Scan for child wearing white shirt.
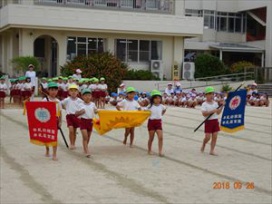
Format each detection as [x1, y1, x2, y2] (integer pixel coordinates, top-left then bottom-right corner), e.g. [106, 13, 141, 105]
[116, 87, 141, 147]
[147, 90, 166, 157]
[201, 86, 224, 156]
[98, 77, 108, 109]
[61, 84, 83, 150]
[75, 89, 98, 157]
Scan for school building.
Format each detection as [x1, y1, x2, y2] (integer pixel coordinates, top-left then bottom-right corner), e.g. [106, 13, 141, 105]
[184, 0, 272, 71]
[0, 0, 271, 80]
[0, 0, 203, 79]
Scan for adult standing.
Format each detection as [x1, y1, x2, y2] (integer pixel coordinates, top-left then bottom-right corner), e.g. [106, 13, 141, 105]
[25, 64, 36, 101]
[117, 83, 126, 94]
[72, 69, 82, 80]
[164, 83, 174, 96]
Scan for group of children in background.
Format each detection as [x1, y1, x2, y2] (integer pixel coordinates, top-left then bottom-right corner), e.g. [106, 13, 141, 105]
[0, 74, 269, 160]
[40, 76, 108, 109]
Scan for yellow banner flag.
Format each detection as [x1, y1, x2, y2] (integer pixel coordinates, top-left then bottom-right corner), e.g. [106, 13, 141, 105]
[93, 110, 151, 135]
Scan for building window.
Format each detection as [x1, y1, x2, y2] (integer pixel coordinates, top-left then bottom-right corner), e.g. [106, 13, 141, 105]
[217, 12, 228, 32]
[116, 39, 162, 63]
[204, 10, 215, 29]
[66, 37, 105, 61]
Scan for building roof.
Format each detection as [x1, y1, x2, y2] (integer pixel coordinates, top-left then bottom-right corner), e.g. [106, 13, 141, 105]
[210, 43, 264, 53]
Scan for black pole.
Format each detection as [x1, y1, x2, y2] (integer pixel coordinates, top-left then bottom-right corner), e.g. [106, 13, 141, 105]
[193, 82, 244, 133]
[40, 83, 69, 148]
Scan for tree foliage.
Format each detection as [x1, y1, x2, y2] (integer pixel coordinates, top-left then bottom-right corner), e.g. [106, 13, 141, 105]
[195, 54, 226, 78]
[230, 61, 255, 73]
[61, 52, 128, 93]
[11, 56, 40, 72]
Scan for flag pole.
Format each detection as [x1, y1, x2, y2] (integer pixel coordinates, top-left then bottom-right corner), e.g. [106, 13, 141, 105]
[40, 83, 69, 149]
[193, 82, 245, 133]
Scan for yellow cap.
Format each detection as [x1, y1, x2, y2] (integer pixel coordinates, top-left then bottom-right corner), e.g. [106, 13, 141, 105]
[68, 84, 79, 90]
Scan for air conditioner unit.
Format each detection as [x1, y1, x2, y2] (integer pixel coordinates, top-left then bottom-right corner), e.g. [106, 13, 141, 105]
[182, 62, 195, 80]
[150, 60, 163, 80]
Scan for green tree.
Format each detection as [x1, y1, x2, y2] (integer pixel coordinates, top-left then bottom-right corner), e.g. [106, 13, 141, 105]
[61, 52, 128, 93]
[195, 54, 227, 78]
[11, 56, 40, 72]
[230, 61, 255, 73]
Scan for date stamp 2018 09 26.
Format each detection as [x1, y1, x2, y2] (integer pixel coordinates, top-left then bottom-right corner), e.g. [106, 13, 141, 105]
[213, 181, 255, 190]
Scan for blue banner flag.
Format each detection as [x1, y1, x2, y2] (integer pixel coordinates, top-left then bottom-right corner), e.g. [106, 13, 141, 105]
[221, 89, 247, 133]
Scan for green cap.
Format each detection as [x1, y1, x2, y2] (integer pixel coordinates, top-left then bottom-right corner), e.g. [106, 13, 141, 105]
[47, 79, 53, 82]
[205, 86, 215, 94]
[42, 77, 47, 80]
[81, 88, 92, 95]
[68, 76, 73, 79]
[47, 82, 58, 88]
[93, 78, 99, 83]
[151, 89, 162, 97]
[0, 76, 5, 80]
[63, 77, 68, 81]
[100, 77, 105, 81]
[10, 79, 16, 83]
[126, 86, 136, 93]
[19, 76, 26, 81]
[52, 77, 58, 81]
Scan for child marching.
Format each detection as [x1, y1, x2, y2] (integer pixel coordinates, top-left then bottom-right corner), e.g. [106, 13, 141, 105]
[0, 76, 8, 109]
[147, 90, 166, 157]
[200, 86, 224, 156]
[75, 89, 98, 157]
[42, 82, 62, 161]
[61, 84, 83, 150]
[116, 87, 141, 147]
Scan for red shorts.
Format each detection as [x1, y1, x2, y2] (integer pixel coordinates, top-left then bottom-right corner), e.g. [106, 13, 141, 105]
[0, 91, 6, 98]
[80, 118, 93, 131]
[10, 90, 16, 97]
[99, 91, 107, 98]
[22, 90, 32, 98]
[204, 119, 220, 134]
[62, 91, 68, 99]
[66, 114, 80, 128]
[57, 90, 63, 98]
[148, 119, 162, 131]
[92, 91, 100, 99]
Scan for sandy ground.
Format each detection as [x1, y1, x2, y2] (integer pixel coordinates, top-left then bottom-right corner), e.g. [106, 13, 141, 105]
[0, 101, 271, 204]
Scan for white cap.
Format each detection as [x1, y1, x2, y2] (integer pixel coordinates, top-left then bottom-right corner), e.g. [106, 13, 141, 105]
[176, 83, 181, 86]
[76, 69, 82, 73]
[120, 83, 125, 87]
[168, 83, 173, 86]
[252, 82, 257, 86]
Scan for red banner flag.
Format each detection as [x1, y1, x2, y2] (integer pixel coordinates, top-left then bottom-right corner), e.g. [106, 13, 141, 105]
[26, 101, 58, 147]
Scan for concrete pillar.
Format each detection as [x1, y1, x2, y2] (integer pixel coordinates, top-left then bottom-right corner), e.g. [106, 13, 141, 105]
[0, 34, 5, 74]
[8, 32, 13, 76]
[57, 36, 67, 76]
[174, 0, 185, 16]
[173, 36, 184, 80]
[219, 49, 223, 61]
[107, 37, 115, 53]
[20, 29, 34, 56]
